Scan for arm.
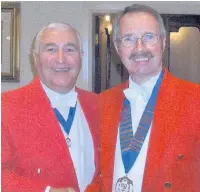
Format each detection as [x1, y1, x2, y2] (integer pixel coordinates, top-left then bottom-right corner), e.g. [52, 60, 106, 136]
[1, 123, 48, 192]
[1, 120, 72, 192]
[2, 123, 78, 192]
[85, 173, 102, 192]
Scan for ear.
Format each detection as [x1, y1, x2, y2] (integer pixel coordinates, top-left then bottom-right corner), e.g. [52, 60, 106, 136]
[162, 37, 166, 52]
[114, 41, 119, 54]
[80, 50, 84, 63]
[81, 50, 84, 57]
[33, 53, 39, 68]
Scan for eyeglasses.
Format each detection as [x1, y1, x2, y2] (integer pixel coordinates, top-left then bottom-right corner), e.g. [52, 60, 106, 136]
[118, 33, 160, 48]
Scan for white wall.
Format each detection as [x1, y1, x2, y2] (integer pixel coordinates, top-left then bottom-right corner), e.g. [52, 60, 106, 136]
[170, 27, 200, 84]
[2, 1, 200, 92]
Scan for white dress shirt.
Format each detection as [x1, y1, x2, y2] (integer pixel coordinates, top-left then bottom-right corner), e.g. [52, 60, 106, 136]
[112, 72, 161, 192]
[41, 83, 95, 192]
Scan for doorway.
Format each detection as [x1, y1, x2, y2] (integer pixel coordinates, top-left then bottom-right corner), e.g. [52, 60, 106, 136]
[93, 14, 200, 93]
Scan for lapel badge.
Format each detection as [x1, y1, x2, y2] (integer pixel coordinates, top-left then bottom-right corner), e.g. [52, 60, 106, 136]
[37, 168, 41, 174]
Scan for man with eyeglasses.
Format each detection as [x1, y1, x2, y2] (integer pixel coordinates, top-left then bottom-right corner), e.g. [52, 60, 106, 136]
[99, 4, 200, 192]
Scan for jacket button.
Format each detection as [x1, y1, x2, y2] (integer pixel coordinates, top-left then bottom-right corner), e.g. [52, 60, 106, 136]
[164, 182, 172, 188]
[178, 154, 184, 160]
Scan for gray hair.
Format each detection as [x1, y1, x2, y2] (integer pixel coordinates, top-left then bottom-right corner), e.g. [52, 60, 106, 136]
[112, 4, 167, 44]
[33, 22, 82, 55]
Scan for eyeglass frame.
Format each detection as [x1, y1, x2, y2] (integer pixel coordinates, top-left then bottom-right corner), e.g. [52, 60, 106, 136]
[116, 32, 161, 48]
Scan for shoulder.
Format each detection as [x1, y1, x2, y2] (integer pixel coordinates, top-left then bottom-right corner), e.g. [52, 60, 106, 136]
[100, 81, 128, 99]
[76, 87, 98, 105]
[167, 72, 200, 100]
[2, 77, 42, 110]
[170, 75, 200, 138]
[2, 77, 41, 103]
[1, 83, 34, 124]
[2, 83, 30, 105]
[76, 87, 97, 98]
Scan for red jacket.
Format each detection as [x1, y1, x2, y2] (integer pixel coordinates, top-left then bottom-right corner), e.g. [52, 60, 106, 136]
[2, 77, 100, 192]
[99, 70, 200, 192]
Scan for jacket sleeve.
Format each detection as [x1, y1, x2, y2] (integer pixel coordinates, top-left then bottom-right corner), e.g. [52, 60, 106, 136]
[2, 123, 47, 192]
[85, 177, 102, 192]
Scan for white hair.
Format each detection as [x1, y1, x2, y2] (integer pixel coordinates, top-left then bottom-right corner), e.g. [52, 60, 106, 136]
[33, 22, 82, 55]
[113, 4, 167, 44]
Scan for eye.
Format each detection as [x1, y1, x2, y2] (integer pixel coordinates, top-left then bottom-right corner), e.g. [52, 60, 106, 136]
[64, 46, 77, 53]
[143, 33, 155, 41]
[45, 47, 57, 53]
[122, 36, 137, 43]
[66, 48, 76, 52]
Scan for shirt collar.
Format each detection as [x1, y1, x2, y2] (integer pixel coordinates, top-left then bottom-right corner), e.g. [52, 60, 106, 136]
[129, 71, 161, 96]
[41, 82, 78, 108]
[124, 71, 161, 102]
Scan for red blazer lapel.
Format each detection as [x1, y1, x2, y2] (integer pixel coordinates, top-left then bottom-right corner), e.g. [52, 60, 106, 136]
[76, 88, 99, 146]
[76, 88, 100, 177]
[28, 77, 78, 188]
[29, 77, 72, 153]
[100, 81, 128, 191]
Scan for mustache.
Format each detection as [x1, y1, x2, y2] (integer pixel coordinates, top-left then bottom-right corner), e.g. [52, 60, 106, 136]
[129, 51, 154, 60]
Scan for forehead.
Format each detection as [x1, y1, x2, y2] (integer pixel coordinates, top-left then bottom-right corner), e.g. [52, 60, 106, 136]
[40, 27, 79, 45]
[119, 12, 160, 35]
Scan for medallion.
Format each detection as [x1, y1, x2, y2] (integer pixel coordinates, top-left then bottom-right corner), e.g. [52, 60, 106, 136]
[115, 176, 133, 192]
[66, 137, 72, 147]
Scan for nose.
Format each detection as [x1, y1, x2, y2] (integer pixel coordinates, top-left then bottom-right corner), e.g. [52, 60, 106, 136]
[135, 38, 146, 52]
[57, 49, 65, 63]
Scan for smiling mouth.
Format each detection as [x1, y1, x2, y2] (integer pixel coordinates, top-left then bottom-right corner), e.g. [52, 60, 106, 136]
[129, 51, 154, 62]
[53, 68, 70, 72]
[134, 57, 150, 62]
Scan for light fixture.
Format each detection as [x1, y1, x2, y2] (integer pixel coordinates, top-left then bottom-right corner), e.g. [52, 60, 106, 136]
[105, 15, 110, 22]
[107, 23, 112, 33]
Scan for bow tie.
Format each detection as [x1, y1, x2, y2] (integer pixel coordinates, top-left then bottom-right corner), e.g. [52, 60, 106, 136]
[123, 88, 149, 103]
[54, 91, 78, 108]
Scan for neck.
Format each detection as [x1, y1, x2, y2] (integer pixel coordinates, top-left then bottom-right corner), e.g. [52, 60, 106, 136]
[47, 85, 72, 94]
[130, 69, 162, 85]
[40, 80, 74, 95]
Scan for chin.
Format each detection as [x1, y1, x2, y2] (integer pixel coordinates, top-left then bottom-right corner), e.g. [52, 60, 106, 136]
[53, 85, 71, 94]
[128, 67, 146, 75]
